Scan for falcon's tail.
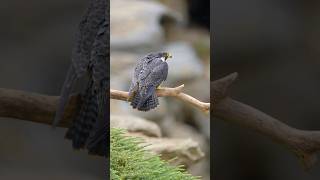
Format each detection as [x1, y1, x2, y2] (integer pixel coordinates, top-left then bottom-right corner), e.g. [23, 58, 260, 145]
[87, 79, 109, 157]
[65, 80, 98, 149]
[130, 85, 158, 111]
[53, 65, 77, 127]
[138, 93, 159, 111]
[87, 117, 107, 156]
[136, 85, 156, 109]
[130, 91, 141, 109]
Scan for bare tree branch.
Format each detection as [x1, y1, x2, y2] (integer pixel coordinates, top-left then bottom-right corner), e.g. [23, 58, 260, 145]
[0, 88, 78, 128]
[111, 84, 210, 112]
[0, 84, 209, 128]
[211, 73, 320, 170]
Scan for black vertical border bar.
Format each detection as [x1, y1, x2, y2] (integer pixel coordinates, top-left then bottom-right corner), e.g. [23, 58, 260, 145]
[210, 0, 214, 178]
[106, 0, 110, 179]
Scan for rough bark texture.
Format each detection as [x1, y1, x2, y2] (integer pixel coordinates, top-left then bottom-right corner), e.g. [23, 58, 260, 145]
[211, 73, 320, 170]
[0, 88, 78, 127]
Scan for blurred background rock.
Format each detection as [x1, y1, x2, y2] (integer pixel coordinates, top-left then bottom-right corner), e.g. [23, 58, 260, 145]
[213, 0, 320, 179]
[110, 0, 210, 179]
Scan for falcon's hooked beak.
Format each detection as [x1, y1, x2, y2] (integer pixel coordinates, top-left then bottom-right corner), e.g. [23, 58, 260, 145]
[164, 53, 172, 60]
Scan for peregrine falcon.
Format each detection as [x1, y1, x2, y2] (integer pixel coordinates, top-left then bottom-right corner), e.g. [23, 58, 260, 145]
[53, 0, 109, 157]
[128, 52, 172, 111]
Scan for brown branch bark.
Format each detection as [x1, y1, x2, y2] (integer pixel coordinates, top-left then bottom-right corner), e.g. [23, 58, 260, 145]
[0, 88, 78, 128]
[0, 84, 209, 128]
[111, 84, 210, 112]
[211, 73, 320, 170]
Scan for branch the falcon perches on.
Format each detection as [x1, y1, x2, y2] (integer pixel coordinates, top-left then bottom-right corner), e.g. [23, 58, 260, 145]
[53, 0, 109, 157]
[128, 52, 172, 111]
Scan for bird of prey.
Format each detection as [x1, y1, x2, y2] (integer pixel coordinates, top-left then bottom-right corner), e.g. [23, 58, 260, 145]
[128, 52, 172, 111]
[53, 0, 109, 157]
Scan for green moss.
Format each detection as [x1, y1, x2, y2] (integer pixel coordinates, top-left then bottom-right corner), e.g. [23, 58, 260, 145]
[111, 128, 199, 180]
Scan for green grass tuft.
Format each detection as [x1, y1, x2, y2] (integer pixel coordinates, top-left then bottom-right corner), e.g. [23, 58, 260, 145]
[111, 128, 200, 180]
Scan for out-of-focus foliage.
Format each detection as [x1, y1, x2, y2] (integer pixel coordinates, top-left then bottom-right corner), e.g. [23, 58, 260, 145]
[110, 128, 199, 180]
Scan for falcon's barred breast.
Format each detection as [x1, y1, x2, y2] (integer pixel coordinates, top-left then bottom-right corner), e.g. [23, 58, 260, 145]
[128, 52, 172, 111]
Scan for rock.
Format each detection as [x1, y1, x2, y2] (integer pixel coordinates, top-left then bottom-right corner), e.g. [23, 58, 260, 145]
[110, 115, 162, 137]
[160, 116, 209, 152]
[110, 75, 127, 93]
[110, 51, 139, 75]
[193, 110, 210, 139]
[110, 51, 138, 90]
[110, 114, 205, 167]
[162, 41, 204, 84]
[127, 98, 169, 122]
[188, 159, 210, 180]
[159, 0, 189, 22]
[159, 116, 210, 179]
[128, 132, 204, 167]
[184, 78, 210, 103]
[111, 0, 182, 51]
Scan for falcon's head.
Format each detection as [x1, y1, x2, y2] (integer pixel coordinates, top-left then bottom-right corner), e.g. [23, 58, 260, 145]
[162, 52, 172, 61]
